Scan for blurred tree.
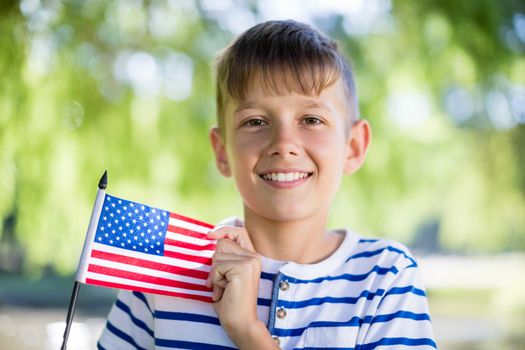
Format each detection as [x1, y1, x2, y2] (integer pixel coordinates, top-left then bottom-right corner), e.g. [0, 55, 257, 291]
[0, 0, 524, 275]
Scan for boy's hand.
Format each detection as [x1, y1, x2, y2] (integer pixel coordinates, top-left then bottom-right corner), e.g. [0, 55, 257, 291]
[206, 227, 278, 349]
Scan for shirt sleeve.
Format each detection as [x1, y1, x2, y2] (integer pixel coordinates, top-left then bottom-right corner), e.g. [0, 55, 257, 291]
[360, 250, 437, 349]
[97, 290, 155, 350]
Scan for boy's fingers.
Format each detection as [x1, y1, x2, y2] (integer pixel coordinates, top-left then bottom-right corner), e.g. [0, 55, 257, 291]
[207, 226, 255, 251]
[212, 285, 224, 302]
[207, 255, 261, 285]
[215, 237, 258, 257]
[213, 252, 252, 261]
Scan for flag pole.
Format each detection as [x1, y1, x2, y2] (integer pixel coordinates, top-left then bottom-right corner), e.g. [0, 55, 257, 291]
[61, 171, 107, 350]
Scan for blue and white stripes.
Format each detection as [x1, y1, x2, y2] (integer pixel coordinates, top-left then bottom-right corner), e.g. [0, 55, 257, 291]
[98, 228, 436, 349]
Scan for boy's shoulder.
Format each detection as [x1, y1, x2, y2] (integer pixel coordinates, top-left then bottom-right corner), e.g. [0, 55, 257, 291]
[344, 229, 419, 271]
[353, 232, 417, 261]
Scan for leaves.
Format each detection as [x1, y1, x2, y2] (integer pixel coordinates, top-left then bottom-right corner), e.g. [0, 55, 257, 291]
[0, 1, 524, 274]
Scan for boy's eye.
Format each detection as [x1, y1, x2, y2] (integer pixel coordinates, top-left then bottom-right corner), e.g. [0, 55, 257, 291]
[242, 118, 268, 127]
[303, 116, 322, 125]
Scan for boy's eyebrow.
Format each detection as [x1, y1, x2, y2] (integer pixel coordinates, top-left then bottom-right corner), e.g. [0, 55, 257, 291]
[234, 101, 258, 114]
[302, 100, 332, 110]
[233, 99, 333, 114]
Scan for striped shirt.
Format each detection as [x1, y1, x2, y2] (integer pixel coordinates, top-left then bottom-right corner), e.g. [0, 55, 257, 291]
[97, 223, 436, 349]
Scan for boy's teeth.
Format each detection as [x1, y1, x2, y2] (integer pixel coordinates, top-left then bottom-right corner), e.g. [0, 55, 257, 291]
[262, 172, 310, 182]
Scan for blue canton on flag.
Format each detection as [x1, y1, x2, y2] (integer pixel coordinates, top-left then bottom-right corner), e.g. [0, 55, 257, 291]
[94, 194, 170, 256]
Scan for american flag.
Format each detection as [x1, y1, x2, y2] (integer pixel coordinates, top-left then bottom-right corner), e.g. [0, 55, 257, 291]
[75, 191, 216, 303]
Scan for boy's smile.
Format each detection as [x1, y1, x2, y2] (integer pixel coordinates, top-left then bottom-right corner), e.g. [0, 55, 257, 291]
[258, 170, 313, 189]
[211, 77, 370, 224]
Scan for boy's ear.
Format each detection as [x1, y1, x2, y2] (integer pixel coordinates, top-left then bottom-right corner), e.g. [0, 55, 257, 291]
[343, 119, 371, 175]
[210, 126, 231, 177]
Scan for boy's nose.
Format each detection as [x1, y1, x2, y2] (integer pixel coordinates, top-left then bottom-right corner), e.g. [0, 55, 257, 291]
[266, 126, 300, 157]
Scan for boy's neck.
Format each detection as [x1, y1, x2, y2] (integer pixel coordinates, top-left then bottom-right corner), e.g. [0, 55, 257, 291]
[243, 207, 344, 264]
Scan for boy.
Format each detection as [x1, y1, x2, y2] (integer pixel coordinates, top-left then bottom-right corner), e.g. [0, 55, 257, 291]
[98, 20, 436, 349]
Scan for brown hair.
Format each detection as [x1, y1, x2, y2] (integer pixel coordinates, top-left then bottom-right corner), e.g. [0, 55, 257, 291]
[214, 20, 359, 135]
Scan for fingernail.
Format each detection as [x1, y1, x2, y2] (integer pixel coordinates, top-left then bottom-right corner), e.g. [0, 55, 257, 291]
[207, 226, 220, 236]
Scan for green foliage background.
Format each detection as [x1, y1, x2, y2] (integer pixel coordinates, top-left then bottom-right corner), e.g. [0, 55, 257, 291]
[1, 0, 524, 275]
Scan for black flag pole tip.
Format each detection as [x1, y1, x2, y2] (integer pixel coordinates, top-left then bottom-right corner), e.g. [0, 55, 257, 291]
[98, 170, 108, 190]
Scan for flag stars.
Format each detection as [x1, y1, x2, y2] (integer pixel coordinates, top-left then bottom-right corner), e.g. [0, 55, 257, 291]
[96, 195, 170, 256]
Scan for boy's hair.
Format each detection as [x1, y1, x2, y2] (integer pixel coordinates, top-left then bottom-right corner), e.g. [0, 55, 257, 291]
[214, 20, 360, 135]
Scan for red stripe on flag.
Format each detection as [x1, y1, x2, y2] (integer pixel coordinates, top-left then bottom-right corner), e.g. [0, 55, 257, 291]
[164, 238, 216, 251]
[90, 250, 209, 280]
[86, 278, 212, 303]
[167, 226, 211, 240]
[163, 250, 212, 266]
[169, 212, 214, 229]
[87, 264, 212, 292]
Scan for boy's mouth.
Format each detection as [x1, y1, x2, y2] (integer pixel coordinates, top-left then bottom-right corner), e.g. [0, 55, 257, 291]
[259, 171, 313, 183]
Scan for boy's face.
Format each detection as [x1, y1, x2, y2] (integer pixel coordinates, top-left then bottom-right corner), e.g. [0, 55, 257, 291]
[211, 77, 370, 224]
